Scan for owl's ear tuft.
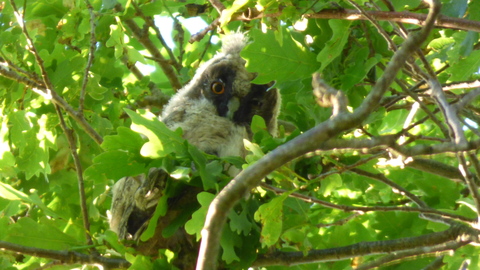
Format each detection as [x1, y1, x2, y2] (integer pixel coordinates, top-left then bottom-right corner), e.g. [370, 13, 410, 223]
[221, 31, 250, 56]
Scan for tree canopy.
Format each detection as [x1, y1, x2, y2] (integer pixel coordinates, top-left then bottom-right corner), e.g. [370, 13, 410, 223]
[1, 0, 480, 269]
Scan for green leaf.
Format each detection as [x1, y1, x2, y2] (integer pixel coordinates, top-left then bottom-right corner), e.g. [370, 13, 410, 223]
[102, 229, 127, 255]
[319, 174, 342, 196]
[254, 191, 293, 247]
[185, 192, 215, 240]
[9, 111, 51, 179]
[449, 50, 480, 81]
[220, 0, 250, 26]
[102, 126, 145, 152]
[87, 75, 109, 100]
[125, 109, 186, 158]
[251, 115, 267, 134]
[242, 28, 318, 84]
[127, 47, 146, 64]
[341, 50, 381, 90]
[468, 0, 480, 21]
[316, 20, 352, 72]
[188, 143, 214, 190]
[244, 139, 265, 166]
[220, 227, 240, 263]
[140, 1, 164, 16]
[126, 253, 153, 269]
[140, 195, 169, 241]
[0, 182, 59, 218]
[428, 37, 455, 50]
[2, 217, 80, 250]
[229, 208, 252, 236]
[84, 150, 146, 181]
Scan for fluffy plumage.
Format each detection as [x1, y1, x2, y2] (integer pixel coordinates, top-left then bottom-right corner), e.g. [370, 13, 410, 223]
[160, 32, 279, 157]
[109, 32, 280, 246]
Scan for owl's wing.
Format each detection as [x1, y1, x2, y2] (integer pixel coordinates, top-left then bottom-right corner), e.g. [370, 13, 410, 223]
[109, 168, 167, 240]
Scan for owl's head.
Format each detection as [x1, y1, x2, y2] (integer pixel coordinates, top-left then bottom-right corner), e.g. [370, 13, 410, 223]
[162, 32, 279, 136]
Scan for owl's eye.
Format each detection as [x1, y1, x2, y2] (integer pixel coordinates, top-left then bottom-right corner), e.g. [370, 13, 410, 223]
[211, 81, 225, 94]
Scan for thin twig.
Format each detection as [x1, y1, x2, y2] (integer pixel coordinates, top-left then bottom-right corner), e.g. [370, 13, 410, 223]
[393, 138, 480, 156]
[459, 117, 480, 138]
[401, 80, 451, 138]
[346, 0, 397, 51]
[260, 183, 473, 223]
[454, 88, 480, 111]
[54, 105, 96, 251]
[0, 64, 103, 144]
[356, 241, 464, 270]
[375, 0, 409, 38]
[429, 77, 467, 145]
[316, 213, 362, 228]
[131, 1, 182, 72]
[350, 168, 427, 207]
[208, 0, 225, 14]
[0, 55, 43, 85]
[114, 4, 182, 90]
[9, 0, 96, 252]
[79, 0, 97, 114]
[189, 18, 220, 43]
[441, 80, 480, 91]
[462, 153, 480, 222]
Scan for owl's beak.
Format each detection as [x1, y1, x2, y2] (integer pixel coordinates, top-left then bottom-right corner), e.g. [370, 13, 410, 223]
[226, 96, 240, 120]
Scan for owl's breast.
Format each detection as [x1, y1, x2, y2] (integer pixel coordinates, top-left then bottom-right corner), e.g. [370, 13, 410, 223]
[162, 99, 248, 158]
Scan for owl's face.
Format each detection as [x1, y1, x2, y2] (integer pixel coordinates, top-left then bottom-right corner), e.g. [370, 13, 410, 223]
[160, 32, 280, 158]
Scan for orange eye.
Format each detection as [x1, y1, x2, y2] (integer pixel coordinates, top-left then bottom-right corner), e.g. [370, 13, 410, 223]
[211, 81, 225, 94]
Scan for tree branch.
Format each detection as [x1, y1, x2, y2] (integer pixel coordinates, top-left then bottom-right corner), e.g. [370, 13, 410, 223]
[79, 0, 96, 114]
[131, 1, 182, 72]
[114, 4, 182, 90]
[0, 64, 103, 144]
[313, 137, 472, 182]
[208, 0, 225, 14]
[304, 9, 480, 32]
[312, 73, 348, 116]
[260, 183, 474, 224]
[9, 0, 97, 252]
[0, 241, 129, 269]
[252, 225, 476, 267]
[196, 3, 442, 268]
[355, 241, 463, 270]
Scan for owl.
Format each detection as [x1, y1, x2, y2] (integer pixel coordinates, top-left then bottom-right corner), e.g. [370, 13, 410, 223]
[160, 32, 280, 158]
[109, 32, 280, 265]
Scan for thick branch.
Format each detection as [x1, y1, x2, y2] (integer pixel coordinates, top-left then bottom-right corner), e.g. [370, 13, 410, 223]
[196, 3, 442, 269]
